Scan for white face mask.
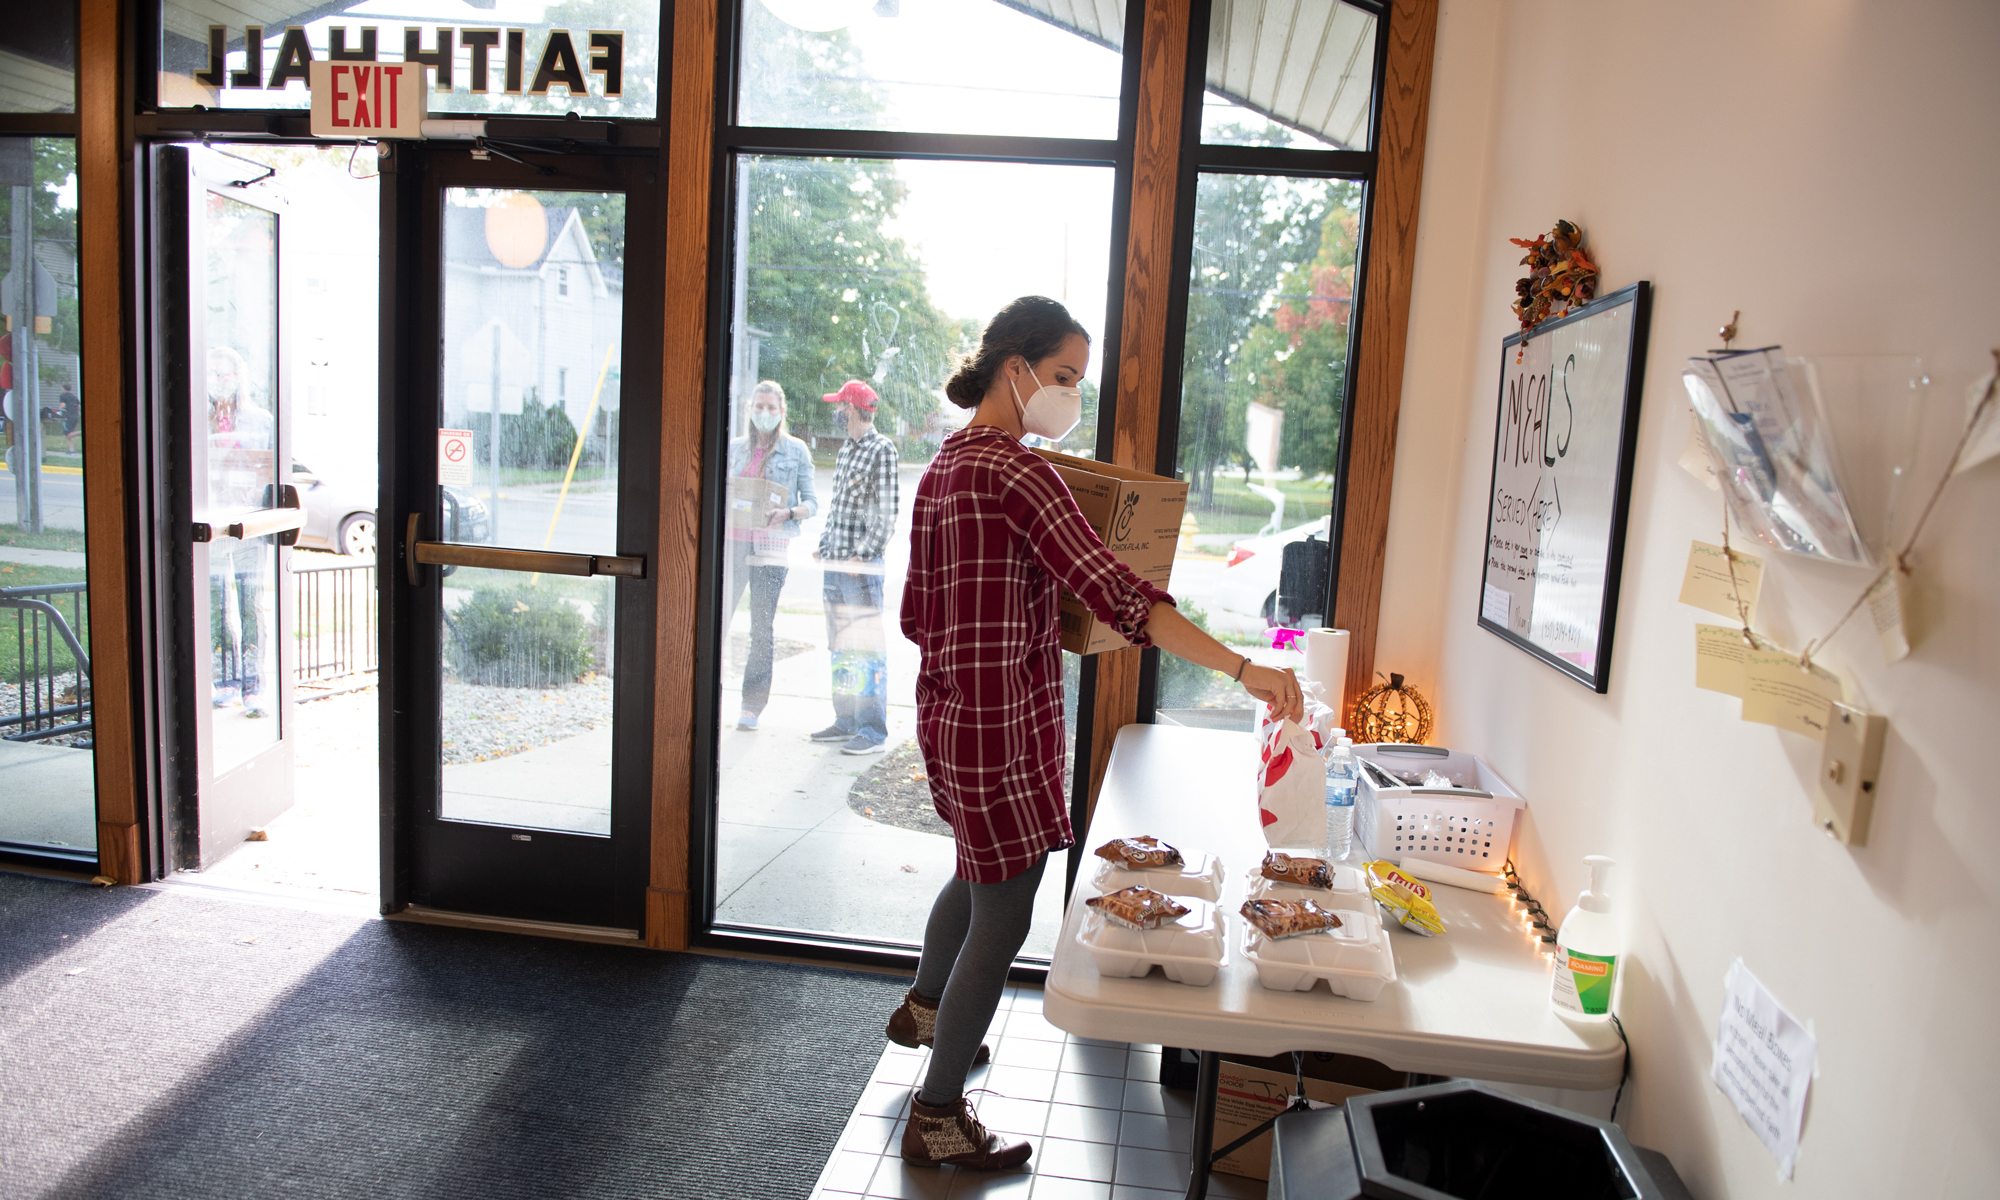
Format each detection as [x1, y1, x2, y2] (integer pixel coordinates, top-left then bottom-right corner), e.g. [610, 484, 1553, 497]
[749, 408, 782, 433]
[1008, 363, 1083, 442]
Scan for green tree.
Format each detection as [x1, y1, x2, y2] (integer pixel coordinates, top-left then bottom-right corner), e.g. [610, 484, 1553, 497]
[1239, 193, 1361, 476]
[1175, 166, 1332, 506]
[734, 9, 964, 454]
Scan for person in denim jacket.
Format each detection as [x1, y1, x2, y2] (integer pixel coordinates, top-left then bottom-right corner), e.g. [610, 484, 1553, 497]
[725, 381, 818, 730]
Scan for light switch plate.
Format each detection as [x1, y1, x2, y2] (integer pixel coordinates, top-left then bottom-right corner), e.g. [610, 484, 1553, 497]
[1816, 703, 1887, 845]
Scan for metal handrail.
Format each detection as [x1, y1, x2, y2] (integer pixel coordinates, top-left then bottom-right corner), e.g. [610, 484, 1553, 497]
[1, 581, 92, 743]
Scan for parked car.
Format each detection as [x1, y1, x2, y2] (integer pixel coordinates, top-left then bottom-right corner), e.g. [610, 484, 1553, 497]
[1211, 515, 1332, 625]
[290, 460, 490, 557]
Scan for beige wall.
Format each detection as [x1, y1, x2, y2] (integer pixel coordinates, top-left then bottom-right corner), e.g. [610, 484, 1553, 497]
[1376, 1, 2000, 1195]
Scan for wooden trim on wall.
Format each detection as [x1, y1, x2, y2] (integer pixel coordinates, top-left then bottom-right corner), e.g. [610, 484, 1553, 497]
[647, 0, 716, 951]
[1084, 0, 1191, 814]
[77, 0, 144, 883]
[1333, 0, 1439, 715]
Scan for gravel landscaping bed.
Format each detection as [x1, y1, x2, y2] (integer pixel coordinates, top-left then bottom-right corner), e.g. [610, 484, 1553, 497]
[847, 739, 951, 837]
[441, 673, 614, 764]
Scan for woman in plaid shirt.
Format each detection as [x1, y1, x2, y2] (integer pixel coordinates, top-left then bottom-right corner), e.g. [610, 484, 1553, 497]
[887, 297, 1304, 1171]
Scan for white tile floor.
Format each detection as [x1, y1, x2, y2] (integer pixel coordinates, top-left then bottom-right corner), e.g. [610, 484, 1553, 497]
[808, 986, 1267, 1200]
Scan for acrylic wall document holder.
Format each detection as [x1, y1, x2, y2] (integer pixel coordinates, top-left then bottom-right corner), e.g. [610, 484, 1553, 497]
[1685, 351, 1936, 567]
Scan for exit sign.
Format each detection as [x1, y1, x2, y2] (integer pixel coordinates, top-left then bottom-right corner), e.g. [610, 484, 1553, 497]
[309, 61, 426, 138]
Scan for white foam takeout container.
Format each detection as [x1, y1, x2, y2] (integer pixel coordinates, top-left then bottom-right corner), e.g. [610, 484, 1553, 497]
[1089, 848, 1225, 902]
[1245, 858, 1370, 906]
[1240, 906, 1398, 1001]
[1076, 897, 1226, 987]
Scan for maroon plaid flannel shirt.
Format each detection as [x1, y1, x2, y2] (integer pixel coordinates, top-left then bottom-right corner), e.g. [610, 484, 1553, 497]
[901, 426, 1175, 883]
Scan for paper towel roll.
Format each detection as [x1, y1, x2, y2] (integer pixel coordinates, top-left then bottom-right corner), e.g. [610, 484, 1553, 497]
[1304, 628, 1350, 697]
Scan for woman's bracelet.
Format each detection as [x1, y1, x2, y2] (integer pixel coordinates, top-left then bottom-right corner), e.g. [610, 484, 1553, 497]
[1233, 655, 1248, 682]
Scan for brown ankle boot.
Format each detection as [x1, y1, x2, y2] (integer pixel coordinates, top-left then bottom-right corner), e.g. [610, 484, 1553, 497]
[901, 1093, 1032, 1170]
[885, 988, 991, 1065]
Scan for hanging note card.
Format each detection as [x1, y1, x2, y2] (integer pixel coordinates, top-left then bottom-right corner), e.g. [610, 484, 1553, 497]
[1866, 572, 1910, 664]
[1695, 624, 1748, 697]
[1742, 649, 1843, 741]
[1953, 366, 1999, 476]
[1713, 959, 1816, 1180]
[1679, 541, 1762, 621]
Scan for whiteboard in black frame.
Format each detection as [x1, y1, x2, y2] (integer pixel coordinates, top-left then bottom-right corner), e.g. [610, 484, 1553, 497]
[1478, 281, 1652, 692]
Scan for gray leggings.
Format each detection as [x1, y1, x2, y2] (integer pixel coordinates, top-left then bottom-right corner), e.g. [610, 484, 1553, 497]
[914, 853, 1049, 1106]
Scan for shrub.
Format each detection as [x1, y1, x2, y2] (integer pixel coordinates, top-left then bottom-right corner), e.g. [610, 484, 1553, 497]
[447, 584, 593, 687]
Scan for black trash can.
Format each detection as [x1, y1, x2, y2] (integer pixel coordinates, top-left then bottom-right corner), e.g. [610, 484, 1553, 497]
[1267, 1080, 1692, 1200]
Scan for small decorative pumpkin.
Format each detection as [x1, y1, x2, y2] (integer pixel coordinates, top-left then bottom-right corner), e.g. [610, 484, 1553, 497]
[1349, 672, 1434, 745]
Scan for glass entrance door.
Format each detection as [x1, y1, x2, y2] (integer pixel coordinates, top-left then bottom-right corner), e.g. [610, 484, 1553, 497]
[160, 145, 302, 868]
[385, 148, 657, 930]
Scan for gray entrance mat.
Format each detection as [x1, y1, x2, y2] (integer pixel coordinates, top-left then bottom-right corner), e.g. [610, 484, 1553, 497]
[0, 871, 903, 1199]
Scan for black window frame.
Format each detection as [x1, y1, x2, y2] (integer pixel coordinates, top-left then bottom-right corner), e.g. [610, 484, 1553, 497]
[689, 0, 1149, 972]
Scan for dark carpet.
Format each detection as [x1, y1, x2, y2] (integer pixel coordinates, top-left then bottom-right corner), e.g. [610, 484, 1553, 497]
[0, 871, 907, 1200]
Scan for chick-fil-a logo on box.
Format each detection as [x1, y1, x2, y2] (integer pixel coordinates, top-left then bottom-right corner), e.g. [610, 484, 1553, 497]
[309, 60, 425, 138]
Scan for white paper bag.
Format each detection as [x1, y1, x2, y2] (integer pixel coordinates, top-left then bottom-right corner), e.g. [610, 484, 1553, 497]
[1258, 718, 1325, 847]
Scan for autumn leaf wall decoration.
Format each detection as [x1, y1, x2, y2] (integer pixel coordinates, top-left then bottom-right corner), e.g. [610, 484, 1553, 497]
[1509, 219, 1599, 352]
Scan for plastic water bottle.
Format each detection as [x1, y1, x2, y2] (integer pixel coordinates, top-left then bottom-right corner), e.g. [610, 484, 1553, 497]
[1324, 736, 1357, 861]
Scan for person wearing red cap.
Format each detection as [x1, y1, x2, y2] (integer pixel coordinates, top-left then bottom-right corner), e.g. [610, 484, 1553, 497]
[810, 379, 898, 754]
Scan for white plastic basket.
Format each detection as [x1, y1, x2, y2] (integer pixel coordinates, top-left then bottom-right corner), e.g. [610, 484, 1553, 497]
[1353, 744, 1525, 870]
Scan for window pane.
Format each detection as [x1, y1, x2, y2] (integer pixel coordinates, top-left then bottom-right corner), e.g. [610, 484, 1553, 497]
[1163, 173, 1360, 726]
[204, 194, 282, 768]
[1202, 0, 1377, 151]
[713, 153, 1114, 956]
[2, 136, 95, 858]
[157, 1, 657, 118]
[436, 187, 625, 837]
[738, 0, 1124, 139]
[0, 2, 77, 114]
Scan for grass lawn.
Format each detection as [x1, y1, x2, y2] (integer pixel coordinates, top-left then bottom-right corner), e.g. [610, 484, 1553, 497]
[0, 563, 91, 684]
[1, 525, 89, 554]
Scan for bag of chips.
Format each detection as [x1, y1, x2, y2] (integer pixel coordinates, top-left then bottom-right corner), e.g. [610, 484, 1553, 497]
[1260, 851, 1333, 890]
[1087, 886, 1191, 930]
[1239, 897, 1344, 940]
[1094, 836, 1184, 869]
[1366, 860, 1447, 937]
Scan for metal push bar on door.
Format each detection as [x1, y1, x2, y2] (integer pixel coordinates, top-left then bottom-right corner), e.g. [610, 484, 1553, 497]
[405, 514, 646, 582]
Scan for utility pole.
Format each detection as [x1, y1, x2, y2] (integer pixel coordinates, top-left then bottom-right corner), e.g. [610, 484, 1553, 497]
[7, 181, 43, 532]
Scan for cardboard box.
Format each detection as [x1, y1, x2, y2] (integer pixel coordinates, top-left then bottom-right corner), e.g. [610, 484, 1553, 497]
[726, 476, 788, 529]
[1209, 1058, 1388, 1181]
[1032, 448, 1189, 655]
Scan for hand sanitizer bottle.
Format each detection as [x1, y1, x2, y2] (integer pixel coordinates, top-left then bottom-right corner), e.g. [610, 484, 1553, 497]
[1323, 736, 1357, 861]
[1551, 856, 1620, 1021]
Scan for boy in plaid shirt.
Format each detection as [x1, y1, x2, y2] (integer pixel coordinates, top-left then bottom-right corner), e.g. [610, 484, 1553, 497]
[811, 380, 899, 753]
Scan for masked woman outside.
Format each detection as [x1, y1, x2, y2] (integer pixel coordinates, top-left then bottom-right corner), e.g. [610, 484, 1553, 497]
[725, 380, 818, 731]
[886, 297, 1304, 1171]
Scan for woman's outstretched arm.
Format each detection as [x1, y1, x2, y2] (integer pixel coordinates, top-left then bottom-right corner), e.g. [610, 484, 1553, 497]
[1144, 601, 1303, 724]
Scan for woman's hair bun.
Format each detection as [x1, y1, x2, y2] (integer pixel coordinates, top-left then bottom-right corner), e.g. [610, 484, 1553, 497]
[943, 296, 1090, 410]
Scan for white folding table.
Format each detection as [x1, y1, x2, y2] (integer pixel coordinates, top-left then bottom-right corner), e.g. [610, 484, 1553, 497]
[1044, 724, 1625, 1198]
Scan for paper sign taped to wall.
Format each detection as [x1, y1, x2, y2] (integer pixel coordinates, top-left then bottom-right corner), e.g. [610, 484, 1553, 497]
[438, 429, 474, 485]
[1679, 541, 1762, 622]
[1694, 624, 1748, 697]
[1742, 649, 1842, 741]
[1867, 571, 1910, 664]
[1713, 958, 1815, 1180]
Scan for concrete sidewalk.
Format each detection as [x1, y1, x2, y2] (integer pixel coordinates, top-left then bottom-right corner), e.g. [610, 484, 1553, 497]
[0, 545, 86, 569]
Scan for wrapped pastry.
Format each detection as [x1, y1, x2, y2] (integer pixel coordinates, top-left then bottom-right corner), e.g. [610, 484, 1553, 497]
[1260, 851, 1334, 890]
[1087, 886, 1191, 930]
[1094, 836, 1184, 870]
[1239, 898, 1344, 940]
